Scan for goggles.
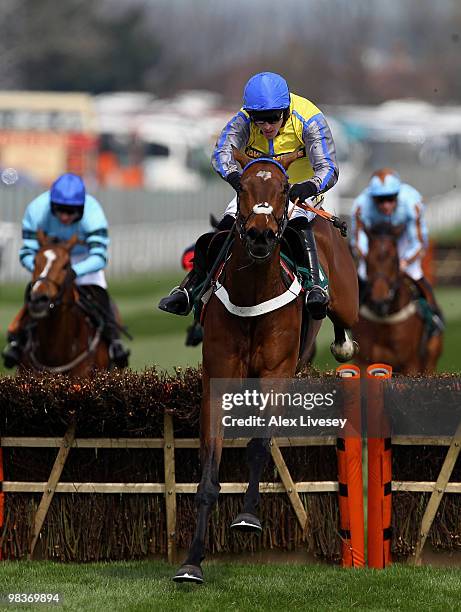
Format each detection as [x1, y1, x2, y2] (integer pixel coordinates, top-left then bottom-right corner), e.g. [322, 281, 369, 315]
[250, 111, 284, 125]
[51, 203, 82, 216]
[373, 194, 398, 204]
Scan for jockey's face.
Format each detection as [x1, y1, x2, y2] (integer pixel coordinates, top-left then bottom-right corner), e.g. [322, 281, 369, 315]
[255, 117, 284, 139]
[252, 111, 284, 139]
[53, 205, 81, 225]
[374, 194, 397, 216]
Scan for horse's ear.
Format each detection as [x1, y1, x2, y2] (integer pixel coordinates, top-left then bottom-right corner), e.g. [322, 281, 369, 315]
[37, 229, 48, 246]
[64, 234, 79, 251]
[279, 148, 304, 171]
[232, 146, 251, 170]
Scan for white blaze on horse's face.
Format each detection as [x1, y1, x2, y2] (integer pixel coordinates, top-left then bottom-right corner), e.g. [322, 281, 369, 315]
[34, 249, 57, 290]
[256, 170, 272, 181]
[252, 202, 273, 215]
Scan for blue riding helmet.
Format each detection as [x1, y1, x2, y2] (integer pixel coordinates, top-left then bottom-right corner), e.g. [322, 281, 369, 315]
[243, 72, 290, 112]
[50, 173, 86, 207]
[368, 171, 401, 198]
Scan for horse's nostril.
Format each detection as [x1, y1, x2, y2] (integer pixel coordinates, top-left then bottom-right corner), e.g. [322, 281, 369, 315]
[247, 228, 275, 244]
[263, 229, 275, 241]
[247, 227, 260, 241]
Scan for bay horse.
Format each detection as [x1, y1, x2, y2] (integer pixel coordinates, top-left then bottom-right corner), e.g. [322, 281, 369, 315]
[173, 149, 359, 583]
[352, 224, 443, 374]
[19, 230, 110, 376]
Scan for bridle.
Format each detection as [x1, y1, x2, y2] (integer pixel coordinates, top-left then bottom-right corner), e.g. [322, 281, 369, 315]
[26, 255, 104, 373]
[29, 262, 74, 311]
[364, 235, 401, 312]
[236, 158, 290, 243]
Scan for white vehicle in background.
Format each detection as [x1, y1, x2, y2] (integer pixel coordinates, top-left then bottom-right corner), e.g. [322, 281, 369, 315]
[135, 117, 205, 191]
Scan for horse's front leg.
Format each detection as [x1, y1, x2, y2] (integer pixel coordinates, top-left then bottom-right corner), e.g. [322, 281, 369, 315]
[330, 323, 359, 363]
[231, 437, 270, 533]
[173, 436, 222, 583]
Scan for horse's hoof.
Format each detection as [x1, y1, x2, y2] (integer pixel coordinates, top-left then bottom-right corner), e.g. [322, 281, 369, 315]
[330, 337, 357, 363]
[230, 513, 262, 533]
[172, 564, 204, 584]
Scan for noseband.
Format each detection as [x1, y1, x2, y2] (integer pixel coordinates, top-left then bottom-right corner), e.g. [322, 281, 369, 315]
[236, 158, 290, 243]
[29, 264, 73, 310]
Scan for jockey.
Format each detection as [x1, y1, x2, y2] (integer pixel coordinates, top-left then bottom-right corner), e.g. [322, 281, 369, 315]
[159, 71, 338, 320]
[2, 173, 130, 368]
[350, 168, 444, 330]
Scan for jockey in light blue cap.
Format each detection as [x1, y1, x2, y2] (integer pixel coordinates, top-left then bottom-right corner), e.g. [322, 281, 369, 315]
[2, 173, 130, 368]
[350, 168, 444, 332]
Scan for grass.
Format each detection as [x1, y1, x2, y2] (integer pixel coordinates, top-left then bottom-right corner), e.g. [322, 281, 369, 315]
[1, 274, 460, 374]
[1, 560, 461, 611]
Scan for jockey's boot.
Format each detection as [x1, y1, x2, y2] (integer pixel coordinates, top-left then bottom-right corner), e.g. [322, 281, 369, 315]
[2, 304, 29, 368]
[414, 276, 445, 333]
[2, 332, 23, 368]
[158, 270, 202, 316]
[81, 285, 131, 367]
[288, 217, 329, 320]
[158, 231, 212, 316]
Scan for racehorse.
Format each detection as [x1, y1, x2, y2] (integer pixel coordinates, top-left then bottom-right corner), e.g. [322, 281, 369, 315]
[352, 224, 443, 374]
[18, 230, 110, 376]
[173, 149, 359, 583]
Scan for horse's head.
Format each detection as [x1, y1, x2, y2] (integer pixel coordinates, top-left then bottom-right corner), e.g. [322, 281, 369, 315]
[233, 147, 303, 261]
[28, 230, 78, 319]
[364, 223, 404, 316]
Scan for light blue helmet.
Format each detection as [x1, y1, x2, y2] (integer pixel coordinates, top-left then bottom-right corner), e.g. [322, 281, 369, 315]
[368, 169, 401, 198]
[243, 72, 290, 111]
[50, 173, 86, 206]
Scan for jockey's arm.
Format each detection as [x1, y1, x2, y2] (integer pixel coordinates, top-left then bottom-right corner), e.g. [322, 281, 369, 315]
[19, 199, 43, 272]
[401, 202, 427, 265]
[211, 111, 251, 180]
[72, 199, 110, 277]
[299, 113, 339, 196]
[349, 199, 366, 259]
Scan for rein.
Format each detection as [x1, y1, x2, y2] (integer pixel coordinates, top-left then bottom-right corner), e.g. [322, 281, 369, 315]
[27, 322, 104, 373]
[30, 266, 74, 309]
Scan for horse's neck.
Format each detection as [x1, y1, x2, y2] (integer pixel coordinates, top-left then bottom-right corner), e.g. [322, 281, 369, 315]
[35, 287, 83, 362]
[225, 239, 283, 305]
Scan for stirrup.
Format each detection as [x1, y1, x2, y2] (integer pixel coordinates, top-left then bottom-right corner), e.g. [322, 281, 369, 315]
[158, 286, 192, 316]
[305, 285, 329, 320]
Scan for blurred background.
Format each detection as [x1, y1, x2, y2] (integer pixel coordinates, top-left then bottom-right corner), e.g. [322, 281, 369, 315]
[0, 0, 460, 372]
